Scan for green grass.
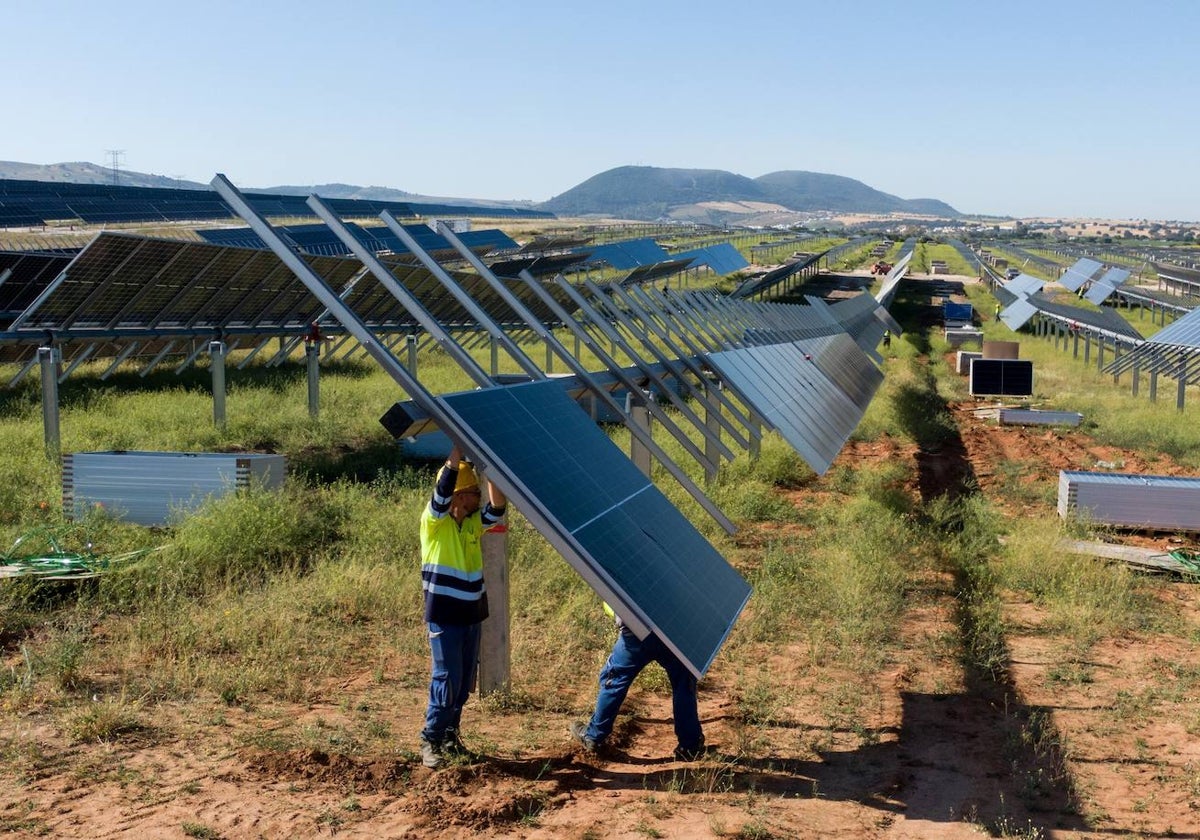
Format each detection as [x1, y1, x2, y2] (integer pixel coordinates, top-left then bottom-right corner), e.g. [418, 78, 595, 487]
[0, 294, 1197, 840]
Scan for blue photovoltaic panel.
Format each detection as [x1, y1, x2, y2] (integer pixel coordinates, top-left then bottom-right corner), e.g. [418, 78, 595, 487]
[1005, 273, 1045, 297]
[1058, 257, 1104, 292]
[1083, 267, 1131, 305]
[575, 238, 669, 269]
[1000, 298, 1039, 331]
[706, 339, 876, 475]
[944, 302, 974, 323]
[672, 243, 750, 276]
[439, 379, 750, 677]
[799, 333, 886, 412]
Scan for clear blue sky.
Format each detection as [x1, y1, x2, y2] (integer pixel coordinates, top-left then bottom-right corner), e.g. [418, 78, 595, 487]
[7, 0, 1197, 220]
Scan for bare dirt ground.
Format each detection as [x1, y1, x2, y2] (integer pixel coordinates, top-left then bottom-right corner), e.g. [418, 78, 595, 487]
[4, 389, 1200, 838]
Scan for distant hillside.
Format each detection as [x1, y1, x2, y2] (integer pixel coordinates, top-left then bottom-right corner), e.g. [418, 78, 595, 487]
[540, 165, 959, 220]
[0, 162, 541, 211]
[2, 160, 960, 220]
[539, 167, 769, 220]
[259, 182, 539, 210]
[0, 160, 206, 190]
[755, 171, 958, 217]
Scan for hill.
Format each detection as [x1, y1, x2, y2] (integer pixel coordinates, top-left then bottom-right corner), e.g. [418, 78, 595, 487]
[540, 165, 960, 221]
[0, 162, 541, 211]
[0, 160, 207, 190]
[2, 160, 960, 221]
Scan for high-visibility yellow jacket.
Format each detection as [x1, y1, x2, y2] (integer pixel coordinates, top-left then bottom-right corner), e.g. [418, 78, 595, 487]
[420, 463, 503, 624]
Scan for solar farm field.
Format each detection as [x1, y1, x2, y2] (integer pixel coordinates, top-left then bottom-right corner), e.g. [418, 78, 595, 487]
[2, 264, 1200, 839]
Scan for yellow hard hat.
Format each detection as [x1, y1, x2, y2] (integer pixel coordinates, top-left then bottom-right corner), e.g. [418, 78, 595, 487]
[453, 461, 479, 493]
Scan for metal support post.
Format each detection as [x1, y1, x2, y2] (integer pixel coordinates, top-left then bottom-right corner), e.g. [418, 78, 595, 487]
[1178, 354, 1188, 412]
[305, 341, 320, 418]
[1150, 370, 1158, 402]
[1131, 361, 1140, 397]
[704, 398, 721, 484]
[490, 335, 499, 376]
[39, 346, 61, 456]
[406, 334, 418, 374]
[209, 341, 227, 428]
[627, 393, 652, 478]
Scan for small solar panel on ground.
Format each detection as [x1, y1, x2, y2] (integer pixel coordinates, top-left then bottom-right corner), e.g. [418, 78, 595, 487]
[969, 359, 1034, 396]
[440, 379, 750, 677]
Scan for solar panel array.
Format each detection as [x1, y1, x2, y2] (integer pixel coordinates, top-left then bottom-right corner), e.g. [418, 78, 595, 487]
[574, 237, 669, 270]
[1106, 304, 1200, 384]
[197, 222, 517, 260]
[5, 171, 903, 677]
[0, 178, 553, 228]
[0, 232, 579, 366]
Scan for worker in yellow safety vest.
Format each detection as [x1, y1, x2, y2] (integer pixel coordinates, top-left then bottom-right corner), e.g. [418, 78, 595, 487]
[418, 445, 506, 769]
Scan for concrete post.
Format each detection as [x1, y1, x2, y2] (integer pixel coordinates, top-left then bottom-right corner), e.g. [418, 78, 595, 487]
[209, 341, 227, 428]
[704, 395, 721, 485]
[38, 346, 61, 456]
[478, 476, 510, 695]
[627, 392, 652, 478]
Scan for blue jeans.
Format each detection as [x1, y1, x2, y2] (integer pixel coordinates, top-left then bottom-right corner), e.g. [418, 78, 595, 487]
[585, 628, 703, 751]
[422, 621, 481, 743]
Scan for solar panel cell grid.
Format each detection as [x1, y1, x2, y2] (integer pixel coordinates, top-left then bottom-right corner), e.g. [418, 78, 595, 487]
[440, 380, 750, 676]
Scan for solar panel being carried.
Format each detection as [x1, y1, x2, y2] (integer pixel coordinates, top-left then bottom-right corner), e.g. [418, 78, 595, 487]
[1005, 273, 1045, 297]
[1057, 257, 1104, 292]
[1083, 267, 1131, 305]
[441, 379, 751, 677]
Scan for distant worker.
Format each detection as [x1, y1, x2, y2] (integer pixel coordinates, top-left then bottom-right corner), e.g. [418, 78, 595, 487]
[418, 445, 507, 770]
[570, 605, 706, 762]
[882, 329, 891, 348]
[994, 303, 1002, 322]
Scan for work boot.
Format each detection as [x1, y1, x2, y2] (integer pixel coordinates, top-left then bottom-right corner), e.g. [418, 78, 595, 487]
[419, 736, 443, 770]
[569, 721, 599, 754]
[674, 739, 707, 762]
[442, 728, 473, 758]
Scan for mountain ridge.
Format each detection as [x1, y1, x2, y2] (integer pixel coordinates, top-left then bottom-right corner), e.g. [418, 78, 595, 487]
[1, 160, 961, 221]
